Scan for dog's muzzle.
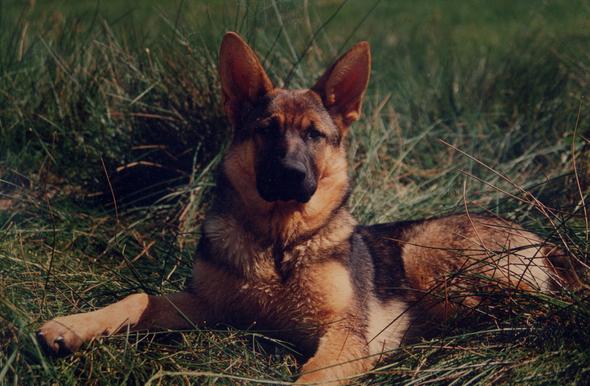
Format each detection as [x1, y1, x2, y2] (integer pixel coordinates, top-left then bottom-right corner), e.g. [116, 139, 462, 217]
[256, 159, 317, 203]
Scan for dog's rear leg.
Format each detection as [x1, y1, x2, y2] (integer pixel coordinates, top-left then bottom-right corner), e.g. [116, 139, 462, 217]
[37, 291, 210, 356]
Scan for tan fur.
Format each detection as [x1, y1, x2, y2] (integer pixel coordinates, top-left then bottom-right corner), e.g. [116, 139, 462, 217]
[296, 327, 372, 385]
[202, 214, 274, 279]
[37, 32, 579, 386]
[402, 215, 559, 319]
[311, 261, 354, 315]
[223, 142, 349, 244]
[366, 298, 410, 358]
[222, 90, 350, 245]
[38, 292, 210, 354]
[189, 244, 360, 359]
[313, 41, 371, 129]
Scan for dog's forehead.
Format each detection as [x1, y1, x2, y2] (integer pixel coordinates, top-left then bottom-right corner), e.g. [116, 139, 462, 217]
[264, 89, 330, 127]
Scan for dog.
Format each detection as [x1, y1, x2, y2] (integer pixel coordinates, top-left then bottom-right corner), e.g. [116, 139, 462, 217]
[38, 32, 579, 384]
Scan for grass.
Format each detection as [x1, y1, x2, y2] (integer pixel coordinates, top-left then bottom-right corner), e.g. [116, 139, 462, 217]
[1, 0, 589, 384]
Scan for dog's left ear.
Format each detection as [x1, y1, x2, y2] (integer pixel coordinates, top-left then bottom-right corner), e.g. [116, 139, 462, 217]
[312, 41, 371, 130]
[219, 32, 274, 127]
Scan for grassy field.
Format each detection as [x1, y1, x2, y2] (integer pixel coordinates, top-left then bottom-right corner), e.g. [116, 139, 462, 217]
[1, 0, 589, 384]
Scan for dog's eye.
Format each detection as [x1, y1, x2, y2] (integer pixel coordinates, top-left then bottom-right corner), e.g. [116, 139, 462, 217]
[258, 123, 279, 138]
[305, 127, 325, 141]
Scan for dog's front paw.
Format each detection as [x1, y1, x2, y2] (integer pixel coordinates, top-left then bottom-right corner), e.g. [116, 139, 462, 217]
[295, 371, 341, 385]
[295, 365, 347, 385]
[37, 313, 100, 356]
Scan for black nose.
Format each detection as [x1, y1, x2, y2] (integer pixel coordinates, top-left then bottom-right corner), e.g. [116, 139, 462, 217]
[280, 159, 306, 183]
[256, 156, 317, 203]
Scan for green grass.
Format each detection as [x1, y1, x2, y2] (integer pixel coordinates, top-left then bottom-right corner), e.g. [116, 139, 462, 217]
[1, 0, 589, 384]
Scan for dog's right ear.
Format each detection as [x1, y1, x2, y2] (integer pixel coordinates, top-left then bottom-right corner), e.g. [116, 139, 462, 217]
[219, 32, 273, 127]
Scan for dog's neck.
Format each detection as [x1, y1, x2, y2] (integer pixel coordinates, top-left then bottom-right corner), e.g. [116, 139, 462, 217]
[200, 166, 355, 279]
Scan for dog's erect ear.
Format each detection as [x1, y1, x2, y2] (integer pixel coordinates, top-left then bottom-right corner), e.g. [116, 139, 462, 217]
[312, 41, 371, 130]
[219, 32, 273, 127]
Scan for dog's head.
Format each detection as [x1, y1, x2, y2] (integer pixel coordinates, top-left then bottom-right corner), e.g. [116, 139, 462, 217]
[219, 32, 370, 208]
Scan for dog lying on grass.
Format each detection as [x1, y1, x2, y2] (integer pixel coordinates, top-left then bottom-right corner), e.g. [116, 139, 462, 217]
[38, 32, 579, 384]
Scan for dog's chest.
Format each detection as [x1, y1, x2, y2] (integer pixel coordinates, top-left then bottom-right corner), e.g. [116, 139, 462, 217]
[235, 274, 324, 327]
[193, 257, 354, 348]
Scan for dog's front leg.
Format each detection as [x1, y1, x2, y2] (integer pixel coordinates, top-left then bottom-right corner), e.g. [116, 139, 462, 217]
[295, 324, 373, 385]
[37, 291, 210, 355]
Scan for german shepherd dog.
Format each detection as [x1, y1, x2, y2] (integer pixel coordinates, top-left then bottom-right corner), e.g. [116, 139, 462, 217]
[38, 32, 579, 384]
